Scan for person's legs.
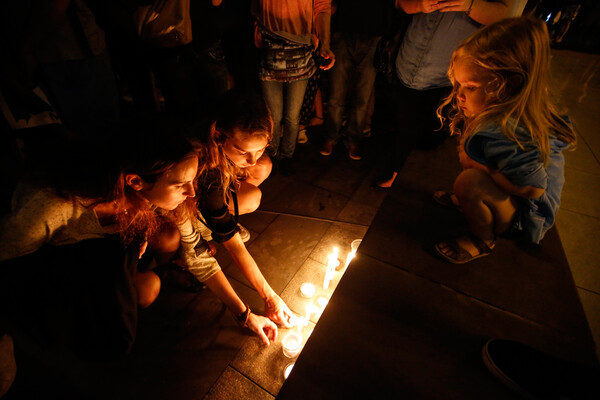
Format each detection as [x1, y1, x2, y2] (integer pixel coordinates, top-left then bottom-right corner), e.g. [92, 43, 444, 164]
[436, 168, 519, 262]
[454, 168, 519, 241]
[279, 78, 309, 160]
[137, 220, 183, 307]
[231, 154, 271, 216]
[261, 80, 284, 157]
[345, 34, 380, 146]
[325, 32, 351, 146]
[375, 82, 449, 188]
[243, 153, 272, 187]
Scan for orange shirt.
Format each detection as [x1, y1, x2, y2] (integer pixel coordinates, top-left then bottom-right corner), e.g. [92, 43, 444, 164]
[254, 0, 331, 45]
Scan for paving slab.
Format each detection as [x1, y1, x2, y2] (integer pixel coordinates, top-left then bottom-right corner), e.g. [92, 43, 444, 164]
[222, 215, 331, 294]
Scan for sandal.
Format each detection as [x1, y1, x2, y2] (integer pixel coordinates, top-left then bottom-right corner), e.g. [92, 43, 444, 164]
[434, 234, 494, 264]
[433, 191, 460, 210]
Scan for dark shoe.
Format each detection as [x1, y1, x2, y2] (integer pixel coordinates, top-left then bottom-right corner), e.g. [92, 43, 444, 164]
[348, 143, 362, 161]
[482, 339, 600, 399]
[279, 157, 296, 176]
[319, 140, 334, 156]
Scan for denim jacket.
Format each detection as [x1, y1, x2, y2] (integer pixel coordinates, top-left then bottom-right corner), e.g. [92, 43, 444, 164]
[395, 11, 480, 91]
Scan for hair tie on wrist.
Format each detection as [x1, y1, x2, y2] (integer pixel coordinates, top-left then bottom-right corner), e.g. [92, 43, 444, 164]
[235, 303, 251, 327]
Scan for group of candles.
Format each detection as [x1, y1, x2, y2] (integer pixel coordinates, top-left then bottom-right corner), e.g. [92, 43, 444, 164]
[281, 240, 361, 379]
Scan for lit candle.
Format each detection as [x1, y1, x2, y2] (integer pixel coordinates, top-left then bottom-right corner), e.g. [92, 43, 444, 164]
[304, 304, 311, 325]
[284, 363, 294, 379]
[323, 247, 339, 289]
[317, 296, 328, 310]
[344, 250, 356, 269]
[282, 331, 302, 358]
[300, 282, 316, 298]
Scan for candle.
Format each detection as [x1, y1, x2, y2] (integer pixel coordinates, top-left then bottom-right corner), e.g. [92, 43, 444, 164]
[344, 250, 356, 269]
[296, 317, 305, 333]
[351, 239, 362, 252]
[284, 363, 294, 379]
[304, 304, 311, 325]
[282, 331, 302, 358]
[323, 247, 339, 289]
[317, 296, 328, 310]
[304, 305, 318, 326]
[300, 282, 316, 298]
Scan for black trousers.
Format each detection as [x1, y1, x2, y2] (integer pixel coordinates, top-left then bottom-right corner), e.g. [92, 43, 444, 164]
[376, 75, 451, 174]
[0, 236, 139, 362]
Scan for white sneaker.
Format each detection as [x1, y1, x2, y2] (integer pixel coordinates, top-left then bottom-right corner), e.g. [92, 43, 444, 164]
[0, 334, 16, 398]
[237, 223, 250, 243]
[297, 128, 308, 144]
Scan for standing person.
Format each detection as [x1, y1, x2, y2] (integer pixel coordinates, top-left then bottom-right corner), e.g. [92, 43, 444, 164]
[433, 16, 577, 263]
[373, 0, 515, 190]
[190, 90, 295, 328]
[319, 0, 395, 161]
[253, 0, 335, 176]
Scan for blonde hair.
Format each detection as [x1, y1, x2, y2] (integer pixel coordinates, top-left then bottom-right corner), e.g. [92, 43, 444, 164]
[437, 16, 576, 165]
[193, 90, 273, 201]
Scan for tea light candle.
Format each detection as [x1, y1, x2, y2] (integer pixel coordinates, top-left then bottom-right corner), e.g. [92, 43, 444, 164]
[300, 282, 316, 298]
[317, 296, 328, 310]
[282, 331, 302, 358]
[284, 363, 294, 379]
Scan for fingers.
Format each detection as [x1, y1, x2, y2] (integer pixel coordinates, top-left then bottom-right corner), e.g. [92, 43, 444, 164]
[319, 49, 336, 70]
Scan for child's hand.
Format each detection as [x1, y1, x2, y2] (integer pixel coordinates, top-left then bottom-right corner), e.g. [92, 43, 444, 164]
[246, 313, 278, 346]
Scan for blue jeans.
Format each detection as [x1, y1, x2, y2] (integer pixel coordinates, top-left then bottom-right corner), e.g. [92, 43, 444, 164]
[261, 78, 309, 159]
[327, 32, 381, 145]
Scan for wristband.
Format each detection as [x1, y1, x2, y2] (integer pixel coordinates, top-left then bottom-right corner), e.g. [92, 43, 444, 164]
[235, 303, 251, 327]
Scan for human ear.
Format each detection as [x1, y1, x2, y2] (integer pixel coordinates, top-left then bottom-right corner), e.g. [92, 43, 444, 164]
[125, 174, 146, 191]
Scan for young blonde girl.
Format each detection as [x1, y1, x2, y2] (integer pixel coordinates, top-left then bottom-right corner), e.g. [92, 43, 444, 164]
[434, 16, 576, 264]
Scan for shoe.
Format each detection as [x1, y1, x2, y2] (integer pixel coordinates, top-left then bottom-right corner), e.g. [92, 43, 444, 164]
[434, 234, 494, 264]
[0, 333, 16, 398]
[319, 140, 334, 156]
[279, 157, 296, 176]
[348, 144, 361, 161]
[237, 223, 250, 243]
[297, 128, 308, 144]
[482, 339, 600, 399]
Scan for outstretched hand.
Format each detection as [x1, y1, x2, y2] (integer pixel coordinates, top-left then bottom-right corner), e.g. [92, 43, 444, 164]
[264, 294, 295, 328]
[246, 313, 277, 346]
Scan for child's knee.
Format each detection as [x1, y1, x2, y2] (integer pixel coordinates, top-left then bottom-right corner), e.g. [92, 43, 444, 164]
[454, 169, 488, 200]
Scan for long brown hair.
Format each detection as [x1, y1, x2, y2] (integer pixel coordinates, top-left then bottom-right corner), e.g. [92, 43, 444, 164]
[437, 16, 576, 165]
[192, 90, 273, 200]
